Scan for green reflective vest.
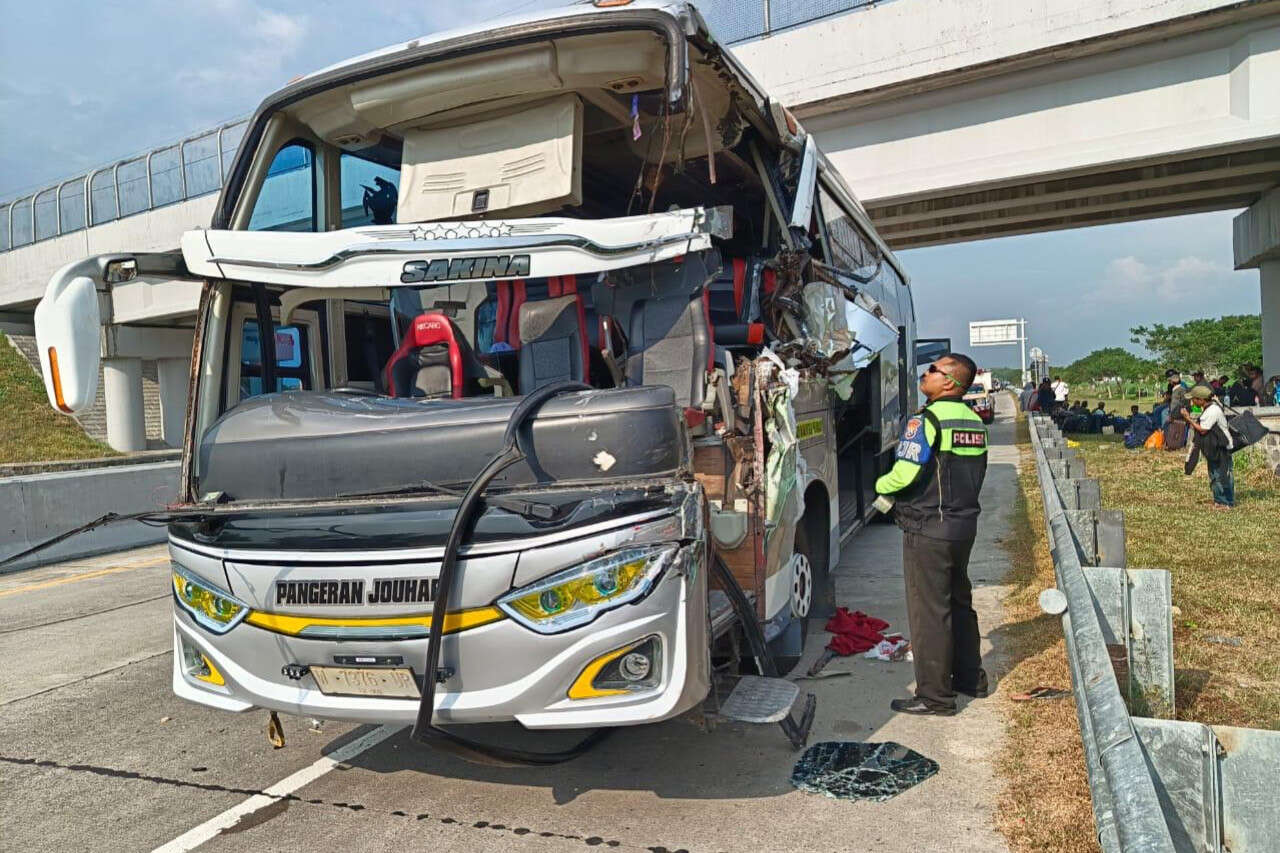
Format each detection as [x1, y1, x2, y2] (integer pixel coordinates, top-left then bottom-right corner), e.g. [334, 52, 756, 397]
[875, 397, 989, 541]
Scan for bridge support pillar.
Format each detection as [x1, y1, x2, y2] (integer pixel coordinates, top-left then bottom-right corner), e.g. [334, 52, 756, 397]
[1233, 188, 1280, 380]
[1261, 260, 1280, 382]
[103, 357, 146, 452]
[156, 357, 189, 449]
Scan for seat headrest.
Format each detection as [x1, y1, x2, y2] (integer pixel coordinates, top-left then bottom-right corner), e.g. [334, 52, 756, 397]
[385, 311, 481, 399]
[409, 313, 461, 348]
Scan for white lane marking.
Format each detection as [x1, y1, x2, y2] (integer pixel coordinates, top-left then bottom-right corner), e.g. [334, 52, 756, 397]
[151, 724, 402, 853]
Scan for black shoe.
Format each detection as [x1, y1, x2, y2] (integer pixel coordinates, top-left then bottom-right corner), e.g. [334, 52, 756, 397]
[890, 697, 956, 716]
[954, 669, 990, 699]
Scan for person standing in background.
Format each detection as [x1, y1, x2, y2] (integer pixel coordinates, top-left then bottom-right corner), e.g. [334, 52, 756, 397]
[1183, 385, 1234, 509]
[1035, 378, 1054, 413]
[1051, 376, 1069, 412]
[1166, 370, 1189, 424]
[1248, 366, 1265, 405]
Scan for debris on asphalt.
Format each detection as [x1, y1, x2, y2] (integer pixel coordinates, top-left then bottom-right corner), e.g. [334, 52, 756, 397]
[791, 741, 939, 802]
[824, 608, 891, 656]
[791, 670, 853, 682]
[863, 637, 911, 662]
[1203, 635, 1243, 647]
[267, 710, 286, 748]
[806, 647, 838, 677]
[1010, 686, 1071, 701]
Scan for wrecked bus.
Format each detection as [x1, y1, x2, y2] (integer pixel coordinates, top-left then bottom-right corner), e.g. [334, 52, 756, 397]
[32, 1, 919, 757]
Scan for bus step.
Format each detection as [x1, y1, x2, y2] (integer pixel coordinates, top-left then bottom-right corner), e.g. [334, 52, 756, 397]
[718, 675, 800, 724]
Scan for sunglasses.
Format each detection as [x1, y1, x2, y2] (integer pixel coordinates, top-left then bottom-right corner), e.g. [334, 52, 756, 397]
[926, 363, 960, 386]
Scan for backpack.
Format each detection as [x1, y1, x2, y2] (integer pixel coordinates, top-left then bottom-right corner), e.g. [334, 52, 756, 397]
[1163, 420, 1188, 451]
[1221, 405, 1272, 452]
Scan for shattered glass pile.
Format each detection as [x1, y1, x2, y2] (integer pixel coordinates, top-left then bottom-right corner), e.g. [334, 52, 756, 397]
[790, 741, 938, 802]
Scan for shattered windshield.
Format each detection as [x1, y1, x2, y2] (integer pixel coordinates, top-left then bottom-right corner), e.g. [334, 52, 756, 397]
[194, 250, 725, 503]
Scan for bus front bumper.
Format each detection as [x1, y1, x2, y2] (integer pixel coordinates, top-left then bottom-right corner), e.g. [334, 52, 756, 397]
[171, 547, 710, 729]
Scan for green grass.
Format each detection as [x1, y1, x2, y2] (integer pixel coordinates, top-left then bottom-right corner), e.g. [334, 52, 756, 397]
[1069, 433, 1280, 730]
[0, 334, 117, 464]
[996, 416, 1097, 853]
[995, 406, 1279, 852]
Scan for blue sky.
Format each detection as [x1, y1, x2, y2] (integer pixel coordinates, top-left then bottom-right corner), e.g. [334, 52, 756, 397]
[0, 0, 1262, 366]
[901, 211, 1261, 368]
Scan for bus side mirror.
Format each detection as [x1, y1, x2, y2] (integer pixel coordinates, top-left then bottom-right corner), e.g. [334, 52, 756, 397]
[34, 273, 101, 414]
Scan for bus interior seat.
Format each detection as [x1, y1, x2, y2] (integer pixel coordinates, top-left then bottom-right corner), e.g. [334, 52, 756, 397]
[517, 294, 589, 392]
[707, 256, 773, 348]
[385, 312, 488, 399]
[626, 286, 714, 410]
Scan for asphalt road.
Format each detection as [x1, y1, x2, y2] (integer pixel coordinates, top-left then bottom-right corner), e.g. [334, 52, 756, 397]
[0, 399, 1019, 853]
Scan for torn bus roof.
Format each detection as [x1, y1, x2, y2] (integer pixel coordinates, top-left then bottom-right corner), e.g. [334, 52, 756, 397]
[299, 1, 700, 86]
[180, 206, 730, 286]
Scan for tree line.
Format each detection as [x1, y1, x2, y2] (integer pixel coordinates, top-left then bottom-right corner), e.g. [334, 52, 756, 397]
[990, 315, 1262, 394]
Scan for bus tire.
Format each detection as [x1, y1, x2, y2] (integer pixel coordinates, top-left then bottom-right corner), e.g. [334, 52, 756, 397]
[770, 515, 829, 674]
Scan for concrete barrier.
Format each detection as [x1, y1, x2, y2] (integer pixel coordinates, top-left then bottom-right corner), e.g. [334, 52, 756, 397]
[0, 461, 179, 573]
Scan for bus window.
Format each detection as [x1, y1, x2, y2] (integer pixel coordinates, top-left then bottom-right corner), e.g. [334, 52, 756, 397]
[248, 142, 317, 232]
[340, 151, 400, 227]
[818, 187, 878, 272]
[240, 321, 311, 400]
[342, 309, 396, 390]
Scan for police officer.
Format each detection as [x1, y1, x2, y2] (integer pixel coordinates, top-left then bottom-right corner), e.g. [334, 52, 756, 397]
[875, 352, 989, 716]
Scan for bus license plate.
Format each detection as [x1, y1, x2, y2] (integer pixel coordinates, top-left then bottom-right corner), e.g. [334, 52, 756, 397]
[310, 666, 420, 698]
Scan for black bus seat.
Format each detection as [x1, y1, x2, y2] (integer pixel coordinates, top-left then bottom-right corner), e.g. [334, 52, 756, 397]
[626, 287, 713, 409]
[517, 294, 589, 392]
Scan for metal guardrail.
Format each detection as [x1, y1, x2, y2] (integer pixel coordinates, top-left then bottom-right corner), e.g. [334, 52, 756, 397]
[0, 1, 887, 254]
[1027, 413, 1279, 853]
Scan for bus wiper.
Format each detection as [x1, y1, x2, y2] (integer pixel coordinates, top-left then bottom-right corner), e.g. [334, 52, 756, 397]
[413, 381, 609, 765]
[334, 480, 557, 520]
[0, 506, 220, 569]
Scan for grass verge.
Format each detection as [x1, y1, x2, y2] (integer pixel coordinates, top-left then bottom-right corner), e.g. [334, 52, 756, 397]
[1068, 433, 1279, 730]
[994, 415, 1097, 853]
[0, 333, 116, 464]
[995, 407, 1279, 852]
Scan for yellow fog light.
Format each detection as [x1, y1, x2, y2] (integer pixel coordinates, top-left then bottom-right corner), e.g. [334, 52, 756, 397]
[568, 636, 662, 699]
[179, 637, 226, 686]
[172, 566, 248, 634]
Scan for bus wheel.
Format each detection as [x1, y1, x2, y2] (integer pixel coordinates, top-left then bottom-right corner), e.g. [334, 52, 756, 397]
[770, 520, 826, 674]
[790, 552, 813, 619]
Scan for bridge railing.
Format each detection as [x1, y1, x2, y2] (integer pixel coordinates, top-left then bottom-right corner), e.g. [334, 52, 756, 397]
[0, 119, 247, 254]
[1027, 412, 1279, 853]
[0, 0, 882, 254]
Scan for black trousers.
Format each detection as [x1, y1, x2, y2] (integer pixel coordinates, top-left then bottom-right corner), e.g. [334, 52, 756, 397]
[902, 531, 983, 709]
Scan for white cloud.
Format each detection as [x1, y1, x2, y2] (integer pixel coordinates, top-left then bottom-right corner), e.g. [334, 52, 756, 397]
[256, 9, 308, 50]
[175, 2, 310, 87]
[1092, 254, 1228, 305]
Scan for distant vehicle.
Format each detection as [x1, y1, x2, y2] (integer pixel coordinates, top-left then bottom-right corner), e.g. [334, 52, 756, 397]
[964, 383, 995, 424]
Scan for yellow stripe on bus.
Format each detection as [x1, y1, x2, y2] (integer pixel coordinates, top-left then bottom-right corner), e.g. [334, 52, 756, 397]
[243, 606, 504, 636]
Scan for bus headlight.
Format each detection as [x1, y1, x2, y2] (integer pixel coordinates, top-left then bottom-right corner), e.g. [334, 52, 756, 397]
[497, 546, 676, 634]
[172, 565, 249, 634]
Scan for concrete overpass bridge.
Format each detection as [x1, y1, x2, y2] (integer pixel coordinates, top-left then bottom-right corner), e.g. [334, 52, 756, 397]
[2, 0, 1279, 450]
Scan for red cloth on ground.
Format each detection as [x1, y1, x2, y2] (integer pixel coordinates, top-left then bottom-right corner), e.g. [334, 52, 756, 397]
[825, 607, 890, 656]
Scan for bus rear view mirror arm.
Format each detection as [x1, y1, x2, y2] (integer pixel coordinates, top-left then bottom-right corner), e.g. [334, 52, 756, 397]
[33, 251, 193, 414]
